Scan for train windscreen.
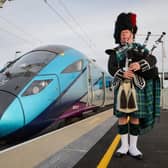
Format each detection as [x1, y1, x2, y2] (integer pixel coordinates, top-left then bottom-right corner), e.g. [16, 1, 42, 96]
[1, 51, 56, 77]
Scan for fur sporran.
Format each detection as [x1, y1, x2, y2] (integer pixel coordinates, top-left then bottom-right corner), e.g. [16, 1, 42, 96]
[117, 80, 138, 113]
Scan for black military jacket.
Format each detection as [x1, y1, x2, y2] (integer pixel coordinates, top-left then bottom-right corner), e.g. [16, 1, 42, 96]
[106, 44, 159, 80]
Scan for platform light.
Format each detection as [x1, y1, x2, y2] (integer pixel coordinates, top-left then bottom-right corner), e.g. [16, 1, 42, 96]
[0, 0, 14, 8]
[15, 50, 21, 59]
[0, 0, 7, 8]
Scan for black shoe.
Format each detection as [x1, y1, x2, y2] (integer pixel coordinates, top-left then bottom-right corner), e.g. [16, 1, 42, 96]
[128, 151, 143, 160]
[115, 151, 127, 158]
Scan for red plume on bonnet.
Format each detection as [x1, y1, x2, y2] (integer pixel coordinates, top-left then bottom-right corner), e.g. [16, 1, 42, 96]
[130, 13, 136, 27]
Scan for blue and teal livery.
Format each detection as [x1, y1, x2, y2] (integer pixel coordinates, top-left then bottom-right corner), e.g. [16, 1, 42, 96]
[0, 45, 114, 142]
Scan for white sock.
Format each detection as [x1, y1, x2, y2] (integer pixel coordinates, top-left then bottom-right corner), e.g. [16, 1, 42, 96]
[129, 135, 142, 156]
[117, 134, 129, 154]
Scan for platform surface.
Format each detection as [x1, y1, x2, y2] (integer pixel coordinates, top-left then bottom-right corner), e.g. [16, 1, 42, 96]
[0, 109, 167, 168]
[74, 109, 168, 168]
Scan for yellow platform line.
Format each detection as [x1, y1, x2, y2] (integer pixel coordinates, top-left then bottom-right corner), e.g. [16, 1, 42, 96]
[97, 134, 121, 168]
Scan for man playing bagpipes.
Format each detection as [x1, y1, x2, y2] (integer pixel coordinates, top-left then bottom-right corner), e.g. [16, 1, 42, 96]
[106, 12, 161, 160]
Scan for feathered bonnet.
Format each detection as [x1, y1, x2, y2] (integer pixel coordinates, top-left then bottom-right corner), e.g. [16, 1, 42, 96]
[114, 12, 137, 44]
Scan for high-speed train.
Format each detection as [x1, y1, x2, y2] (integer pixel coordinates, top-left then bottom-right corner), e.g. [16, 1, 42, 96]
[0, 45, 114, 142]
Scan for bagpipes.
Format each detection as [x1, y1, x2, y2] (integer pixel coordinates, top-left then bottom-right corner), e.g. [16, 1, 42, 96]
[116, 32, 166, 59]
[116, 32, 166, 113]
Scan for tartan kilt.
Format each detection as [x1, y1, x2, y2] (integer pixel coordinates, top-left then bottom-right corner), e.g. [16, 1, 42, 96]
[113, 78, 161, 134]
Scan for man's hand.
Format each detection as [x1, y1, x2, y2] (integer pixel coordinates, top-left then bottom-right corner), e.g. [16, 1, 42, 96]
[129, 62, 141, 72]
[123, 70, 134, 79]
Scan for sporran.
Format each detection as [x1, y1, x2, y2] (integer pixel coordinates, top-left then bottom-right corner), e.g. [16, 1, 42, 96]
[117, 80, 138, 113]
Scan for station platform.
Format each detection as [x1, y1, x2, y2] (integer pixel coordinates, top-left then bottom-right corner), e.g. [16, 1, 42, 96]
[37, 109, 168, 168]
[0, 109, 167, 168]
[74, 109, 168, 168]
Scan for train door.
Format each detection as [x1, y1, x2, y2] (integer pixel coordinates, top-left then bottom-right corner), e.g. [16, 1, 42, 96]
[87, 61, 93, 106]
[87, 61, 106, 106]
[101, 72, 106, 106]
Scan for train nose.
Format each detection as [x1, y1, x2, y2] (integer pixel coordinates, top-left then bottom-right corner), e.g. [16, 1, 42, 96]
[0, 91, 24, 138]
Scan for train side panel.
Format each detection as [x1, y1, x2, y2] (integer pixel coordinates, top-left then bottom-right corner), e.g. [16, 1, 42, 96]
[18, 74, 60, 124]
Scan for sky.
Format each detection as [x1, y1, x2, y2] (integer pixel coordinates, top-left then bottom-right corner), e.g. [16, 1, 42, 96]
[0, 0, 168, 73]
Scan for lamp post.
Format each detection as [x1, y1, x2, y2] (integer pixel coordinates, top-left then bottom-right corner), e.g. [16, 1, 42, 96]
[161, 37, 166, 89]
[0, 0, 13, 8]
[15, 50, 21, 59]
[0, 0, 7, 8]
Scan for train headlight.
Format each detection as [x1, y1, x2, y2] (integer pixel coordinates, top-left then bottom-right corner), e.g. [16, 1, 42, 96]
[22, 79, 52, 96]
[32, 86, 40, 94]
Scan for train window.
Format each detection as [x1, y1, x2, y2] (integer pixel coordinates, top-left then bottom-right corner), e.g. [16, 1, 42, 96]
[62, 60, 83, 73]
[2, 51, 56, 76]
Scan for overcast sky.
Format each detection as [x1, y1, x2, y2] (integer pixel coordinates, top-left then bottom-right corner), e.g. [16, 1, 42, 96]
[0, 0, 168, 72]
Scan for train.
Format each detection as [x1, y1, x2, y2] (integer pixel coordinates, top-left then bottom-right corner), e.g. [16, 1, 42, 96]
[0, 45, 114, 143]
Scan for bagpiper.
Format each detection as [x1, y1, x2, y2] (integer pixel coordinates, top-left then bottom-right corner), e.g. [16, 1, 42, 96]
[106, 12, 161, 160]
